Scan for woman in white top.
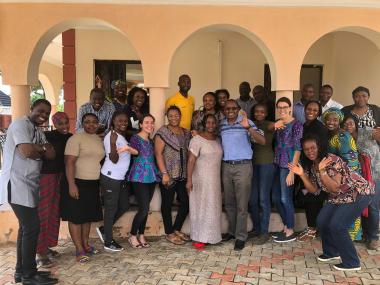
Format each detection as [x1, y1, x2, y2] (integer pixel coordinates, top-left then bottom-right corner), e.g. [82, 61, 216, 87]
[98, 110, 137, 252]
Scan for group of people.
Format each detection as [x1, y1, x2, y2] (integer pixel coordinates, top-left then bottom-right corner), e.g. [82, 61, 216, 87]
[1, 74, 380, 284]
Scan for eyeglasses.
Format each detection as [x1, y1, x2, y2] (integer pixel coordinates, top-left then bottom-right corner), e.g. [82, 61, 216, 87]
[225, 107, 239, 111]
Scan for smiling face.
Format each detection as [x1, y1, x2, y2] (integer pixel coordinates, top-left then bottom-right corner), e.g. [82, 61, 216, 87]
[140, 116, 155, 134]
[276, 101, 291, 120]
[132, 90, 146, 108]
[113, 113, 128, 133]
[320, 86, 333, 105]
[217, 92, 228, 108]
[302, 140, 319, 162]
[203, 94, 216, 111]
[54, 117, 70, 134]
[254, 105, 267, 122]
[225, 100, 239, 121]
[167, 109, 181, 127]
[305, 102, 320, 122]
[343, 117, 356, 135]
[325, 113, 340, 131]
[353, 91, 369, 108]
[204, 115, 217, 134]
[30, 103, 51, 126]
[83, 115, 99, 134]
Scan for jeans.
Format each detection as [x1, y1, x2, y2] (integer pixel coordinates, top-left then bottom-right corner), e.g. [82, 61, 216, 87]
[159, 180, 189, 235]
[249, 163, 275, 234]
[272, 166, 295, 229]
[100, 174, 130, 244]
[366, 179, 380, 241]
[317, 195, 372, 267]
[130, 182, 155, 235]
[222, 162, 253, 241]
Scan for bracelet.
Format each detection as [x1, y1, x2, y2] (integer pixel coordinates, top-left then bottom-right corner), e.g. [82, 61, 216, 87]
[162, 171, 168, 174]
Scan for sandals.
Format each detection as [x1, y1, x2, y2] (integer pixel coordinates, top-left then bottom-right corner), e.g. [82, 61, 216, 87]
[166, 234, 185, 245]
[76, 251, 90, 263]
[175, 231, 191, 242]
[83, 245, 99, 256]
[128, 237, 143, 249]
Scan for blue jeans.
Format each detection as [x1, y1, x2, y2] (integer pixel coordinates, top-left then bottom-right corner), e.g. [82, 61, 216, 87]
[317, 195, 372, 267]
[249, 163, 275, 234]
[272, 166, 295, 229]
[366, 180, 380, 241]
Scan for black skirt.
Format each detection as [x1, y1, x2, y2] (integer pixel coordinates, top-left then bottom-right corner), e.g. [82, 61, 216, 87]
[60, 178, 103, 224]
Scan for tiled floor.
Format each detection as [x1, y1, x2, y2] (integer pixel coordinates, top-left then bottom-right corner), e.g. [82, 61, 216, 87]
[0, 237, 379, 284]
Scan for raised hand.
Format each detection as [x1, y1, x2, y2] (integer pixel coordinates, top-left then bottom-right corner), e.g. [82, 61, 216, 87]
[239, 111, 250, 129]
[110, 129, 118, 144]
[318, 156, 332, 171]
[288, 162, 304, 176]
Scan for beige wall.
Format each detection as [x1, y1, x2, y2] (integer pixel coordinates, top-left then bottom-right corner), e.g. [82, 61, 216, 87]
[304, 31, 380, 106]
[76, 29, 140, 108]
[168, 31, 267, 108]
[39, 60, 63, 106]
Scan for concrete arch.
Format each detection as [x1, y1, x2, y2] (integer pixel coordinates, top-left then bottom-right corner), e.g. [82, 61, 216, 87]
[38, 74, 56, 105]
[27, 18, 143, 86]
[169, 23, 277, 90]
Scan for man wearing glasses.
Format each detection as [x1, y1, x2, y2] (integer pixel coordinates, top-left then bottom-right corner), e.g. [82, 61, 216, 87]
[219, 99, 265, 250]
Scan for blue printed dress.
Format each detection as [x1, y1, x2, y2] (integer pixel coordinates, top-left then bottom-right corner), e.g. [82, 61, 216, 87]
[128, 135, 159, 183]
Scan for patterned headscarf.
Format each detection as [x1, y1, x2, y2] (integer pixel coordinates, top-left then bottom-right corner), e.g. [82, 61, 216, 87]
[322, 107, 344, 123]
[52, 111, 69, 127]
[111, 80, 127, 90]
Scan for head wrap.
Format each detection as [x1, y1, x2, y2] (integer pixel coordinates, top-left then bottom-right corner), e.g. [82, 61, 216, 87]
[322, 107, 344, 123]
[111, 80, 127, 90]
[52, 111, 69, 127]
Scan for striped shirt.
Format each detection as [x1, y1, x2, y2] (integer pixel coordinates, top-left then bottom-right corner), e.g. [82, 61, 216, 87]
[219, 115, 263, 161]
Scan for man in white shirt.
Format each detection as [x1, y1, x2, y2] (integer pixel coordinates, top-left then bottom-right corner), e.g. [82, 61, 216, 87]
[320, 84, 343, 114]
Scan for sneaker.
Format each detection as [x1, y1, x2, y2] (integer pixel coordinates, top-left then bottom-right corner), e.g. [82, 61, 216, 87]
[252, 234, 270, 245]
[273, 233, 296, 243]
[333, 263, 361, 271]
[96, 226, 105, 244]
[104, 240, 124, 252]
[271, 231, 285, 238]
[317, 254, 341, 262]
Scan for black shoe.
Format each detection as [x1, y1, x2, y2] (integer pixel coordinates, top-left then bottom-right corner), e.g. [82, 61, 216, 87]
[96, 226, 105, 244]
[221, 233, 235, 242]
[317, 254, 341, 262]
[14, 271, 51, 283]
[104, 240, 124, 252]
[333, 263, 361, 271]
[273, 233, 296, 243]
[252, 234, 270, 245]
[234, 239, 245, 251]
[21, 274, 58, 285]
[248, 230, 260, 239]
[271, 231, 285, 238]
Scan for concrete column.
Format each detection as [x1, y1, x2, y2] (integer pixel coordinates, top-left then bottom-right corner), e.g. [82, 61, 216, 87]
[149, 87, 166, 130]
[275, 90, 294, 119]
[11, 85, 30, 120]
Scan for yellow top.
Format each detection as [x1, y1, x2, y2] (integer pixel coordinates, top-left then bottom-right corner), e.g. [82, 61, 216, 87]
[165, 92, 195, 130]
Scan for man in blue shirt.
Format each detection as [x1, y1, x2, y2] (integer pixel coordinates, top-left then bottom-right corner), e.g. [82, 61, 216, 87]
[293, 84, 315, 124]
[220, 99, 265, 250]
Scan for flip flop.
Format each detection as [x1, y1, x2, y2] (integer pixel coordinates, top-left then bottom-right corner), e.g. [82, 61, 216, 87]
[165, 234, 185, 245]
[76, 251, 90, 263]
[128, 237, 143, 249]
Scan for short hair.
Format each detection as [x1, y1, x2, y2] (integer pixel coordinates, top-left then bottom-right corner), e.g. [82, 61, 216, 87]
[90, 88, 105, 98]
[178, 74, 190, 81]
[225, 99, 239, 108]
[304, 100, 323, 117]
[302, 83, 314, 91]
[109, 110, 128, 130]
[321, 84, 333, 94]
[166, 105, 181, 116]
[31, 98, 51, 109]
[201, 113, 217, 128]
[253, 102, 268, 112]
[352, 86, 370, 98]
[215, 89, 230, 99]
[81, 113, 98, 124]
[276, 97, 292, 108]
[252, 85, 266, 94]
[139, 113, 155, 126]
[341, 114, 359, 131]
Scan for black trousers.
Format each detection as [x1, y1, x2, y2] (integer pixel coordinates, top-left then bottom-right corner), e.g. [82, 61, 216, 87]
[130, 182, 155, 235]
[8, 183, 39, 278]
[100, 174, 130, 244]
[301, 192, 326, 228]
[159, 180, 189, 235]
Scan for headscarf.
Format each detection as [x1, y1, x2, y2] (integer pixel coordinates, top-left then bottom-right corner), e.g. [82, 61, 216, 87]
[52, 111, 69, 127]
[322, 107, 344, 123]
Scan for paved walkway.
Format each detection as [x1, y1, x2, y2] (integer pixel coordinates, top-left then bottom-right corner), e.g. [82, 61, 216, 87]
[0, 237, 379, 285]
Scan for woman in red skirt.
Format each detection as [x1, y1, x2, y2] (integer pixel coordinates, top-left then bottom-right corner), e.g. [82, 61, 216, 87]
[36, 112, 72, 267]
